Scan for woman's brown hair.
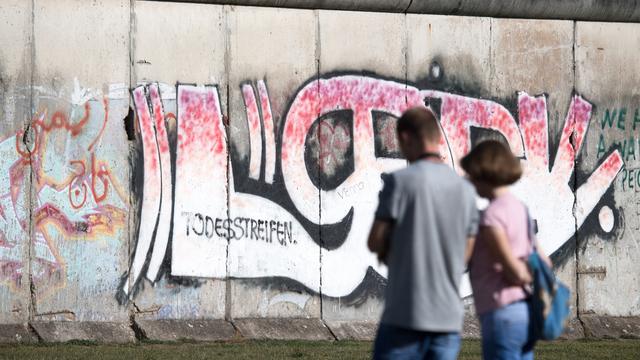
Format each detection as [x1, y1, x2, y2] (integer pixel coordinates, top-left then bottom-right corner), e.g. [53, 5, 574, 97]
[460, 140, 522, 186]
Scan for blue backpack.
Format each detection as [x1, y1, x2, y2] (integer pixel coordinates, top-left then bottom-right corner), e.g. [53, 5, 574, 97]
[527, 251, 571, 340]
[526, 213, 571, 340]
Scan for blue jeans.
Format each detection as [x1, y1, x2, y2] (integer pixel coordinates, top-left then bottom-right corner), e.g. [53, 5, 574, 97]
[480, 300, 535, 360]
[373, 324, 461, 360]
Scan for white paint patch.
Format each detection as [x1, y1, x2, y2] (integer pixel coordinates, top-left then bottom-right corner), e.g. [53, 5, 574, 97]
[598, 205, 614, 233]
[260, 292, 310, 314]
[107, 83, 128, 100]
[71, 77, 101, 105]
[159, 83, 177, 100]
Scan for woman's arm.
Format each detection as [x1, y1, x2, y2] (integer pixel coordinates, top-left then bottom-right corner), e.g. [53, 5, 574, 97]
[480, 225, 532, 285]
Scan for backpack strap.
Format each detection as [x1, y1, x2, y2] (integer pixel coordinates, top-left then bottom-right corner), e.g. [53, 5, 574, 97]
[525, 206, 537, 254]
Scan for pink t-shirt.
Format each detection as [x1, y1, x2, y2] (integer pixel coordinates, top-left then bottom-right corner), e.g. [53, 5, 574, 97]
[470, 192, 532, 315]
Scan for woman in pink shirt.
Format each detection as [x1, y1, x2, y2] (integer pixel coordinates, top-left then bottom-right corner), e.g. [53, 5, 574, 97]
[461, 140, 550, 360]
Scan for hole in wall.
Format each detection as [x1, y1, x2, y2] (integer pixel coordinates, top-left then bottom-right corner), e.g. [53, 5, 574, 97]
[124, 106, 135, 141]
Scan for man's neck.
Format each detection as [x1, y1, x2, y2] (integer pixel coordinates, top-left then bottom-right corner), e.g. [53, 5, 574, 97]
[412, 145, 442, 163]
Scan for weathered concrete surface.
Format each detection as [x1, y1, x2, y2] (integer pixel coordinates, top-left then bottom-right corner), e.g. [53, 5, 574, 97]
[31, 0, 131, 323]
[0, 1, 638, 342]
[0, 0, 33, 326]
[325, 320, 377, 341]
[30, 321, 135, 343]
[490, 17, 579, 321]
[406, 14, 492, 97]
[130, 0, 227, 321]
[135, 319, 236, 341]
[581, 315, 640, 339]
[0, 324, 37, 343]
[560, 319, 586, 340]
[318, 9, 405, 324]
[233, 318, 334, 340]
[575, 21, 640, 318]
[134, 1, 227, 85]
[226, 5, 321, 319]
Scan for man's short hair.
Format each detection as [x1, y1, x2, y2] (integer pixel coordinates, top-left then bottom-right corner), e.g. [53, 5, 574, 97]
[396, 107, 442, 144]
[460, 140, 523, 186]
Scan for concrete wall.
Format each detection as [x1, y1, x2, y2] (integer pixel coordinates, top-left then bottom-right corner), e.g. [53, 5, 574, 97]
[0, 0, 638, 342]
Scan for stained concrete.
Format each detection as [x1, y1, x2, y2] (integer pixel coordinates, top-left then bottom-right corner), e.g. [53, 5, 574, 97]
[581, 315, 640, 339]
[131, 0, 228, 321]
[233, 318, 334, 340]
[318, 9, 406, 325]
[0, 324, 37, 343]
[0, 0, 33, 326]
[325, 320, 377, 340]
[226, 5, 321, 320]
[575, 21, 640, 318]
[135, 319, 237, 341]
[406, 14, 492, 96]
[31, 0, 131, 323]
[561, 319, 586, 340]
[30, 321, 135, 343]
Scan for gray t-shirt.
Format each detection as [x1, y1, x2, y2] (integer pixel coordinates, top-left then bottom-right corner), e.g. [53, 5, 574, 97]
[375, 160, 478, 332]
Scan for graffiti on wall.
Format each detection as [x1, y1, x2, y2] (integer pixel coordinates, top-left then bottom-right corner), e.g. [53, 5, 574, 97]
[0, 86, 129, 298]
[596, 107, 640, 192]
[124, 74, 623, 300]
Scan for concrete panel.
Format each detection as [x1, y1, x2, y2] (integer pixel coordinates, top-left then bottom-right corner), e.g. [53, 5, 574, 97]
[406, 13, 489, 326]
[134, 319, 236, 341]
[227, 6, 321, 319]
[575, 21, 640, 317]
[581, 315, 640, 339]
[0, 323, 37, 343]
[319, 10, 405, 77]
[233, 318, 334, 340]
[489, 18, 580, 317]
[0, 0, 33, 325]
[128, 1, 227, 321]
[30, 321, 135, 343]
[406, 14, 492, 97]
[325, 320, 376, 340]
[32, 0, 130, 322]
[318, 10, 406, 323]
[134, 1, 226, 84]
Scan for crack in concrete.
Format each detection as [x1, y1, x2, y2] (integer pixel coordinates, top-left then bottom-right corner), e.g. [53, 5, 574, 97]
[315, 9, 324, 322]
[223, 5, 233, 323]
[571, 19, 587, 335]
[26, 0, 37, 323]
[126, 0, 138, 324]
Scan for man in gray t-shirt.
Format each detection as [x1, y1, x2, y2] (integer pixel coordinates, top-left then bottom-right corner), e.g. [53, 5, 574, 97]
[368, 107, 478, 360]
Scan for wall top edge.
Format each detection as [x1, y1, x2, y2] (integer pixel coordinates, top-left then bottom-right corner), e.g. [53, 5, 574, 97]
[143, 0, 640, 23]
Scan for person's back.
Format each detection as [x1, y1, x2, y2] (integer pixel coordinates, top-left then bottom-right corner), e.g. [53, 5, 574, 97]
[368, 107, 478, 360]
[381, 160, 477, 331]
